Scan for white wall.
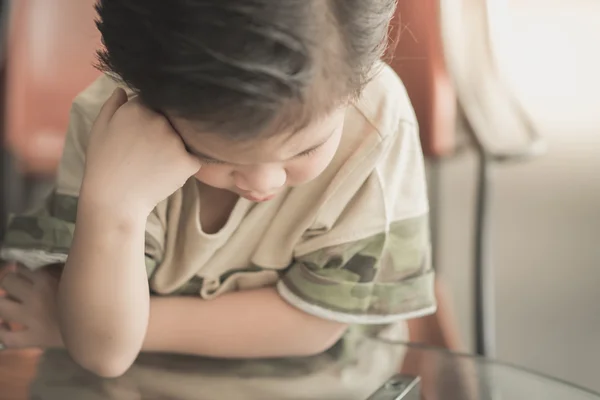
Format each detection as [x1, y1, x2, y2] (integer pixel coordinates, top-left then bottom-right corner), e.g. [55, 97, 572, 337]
[437, 0, 600, 392]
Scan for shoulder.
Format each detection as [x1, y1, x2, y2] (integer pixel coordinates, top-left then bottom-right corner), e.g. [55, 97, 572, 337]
[352, 62, 418, 140]
[71, 73, 133, 122]
[283, 65, 427, 254]
[322, 63, 425, 214]
[327, 62, 421, 190]
[62, 74, 134, 153]
[54, 75, 133, 195]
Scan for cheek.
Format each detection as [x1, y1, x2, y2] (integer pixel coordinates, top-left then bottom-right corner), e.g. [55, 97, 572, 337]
[286, 163, 321, 184]
[286, 140, 340, 185]
[194, 165, 232, 188]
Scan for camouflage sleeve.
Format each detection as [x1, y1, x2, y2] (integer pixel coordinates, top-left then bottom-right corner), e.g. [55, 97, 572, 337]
[1, 81, 165, 274]
[277, 214, 436, 324]
[0, 192, 163, 276]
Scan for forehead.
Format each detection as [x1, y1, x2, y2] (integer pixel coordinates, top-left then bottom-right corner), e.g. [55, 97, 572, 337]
[171, 108, 345, 164]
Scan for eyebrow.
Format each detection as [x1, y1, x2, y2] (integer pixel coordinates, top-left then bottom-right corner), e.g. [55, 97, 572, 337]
[184, 129, 336, 164]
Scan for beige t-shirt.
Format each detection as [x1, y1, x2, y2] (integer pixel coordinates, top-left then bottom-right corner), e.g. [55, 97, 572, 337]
[2, 63, 435, 326]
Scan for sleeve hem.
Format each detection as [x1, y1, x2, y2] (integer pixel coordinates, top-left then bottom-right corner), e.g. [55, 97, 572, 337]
[0, 248, 68, 270]
[276, 279, 437, 325]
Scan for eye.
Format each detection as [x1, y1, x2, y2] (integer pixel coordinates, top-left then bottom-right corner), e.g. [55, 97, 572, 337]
[199, 157, 226, 165]
[296, 147, 319, 159]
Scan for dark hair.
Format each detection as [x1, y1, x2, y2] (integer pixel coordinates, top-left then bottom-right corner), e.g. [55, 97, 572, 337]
[95, 0, 396, 138]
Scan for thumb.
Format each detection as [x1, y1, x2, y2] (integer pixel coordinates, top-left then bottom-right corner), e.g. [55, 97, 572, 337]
[94, 88, 128, 129]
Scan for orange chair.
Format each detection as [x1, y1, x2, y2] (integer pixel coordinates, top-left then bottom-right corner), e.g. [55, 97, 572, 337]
[387, 0, 456, 158]
[5, 0, 100, 176]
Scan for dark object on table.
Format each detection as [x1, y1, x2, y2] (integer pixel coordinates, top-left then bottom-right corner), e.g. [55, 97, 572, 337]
[366, 374, 421, 400]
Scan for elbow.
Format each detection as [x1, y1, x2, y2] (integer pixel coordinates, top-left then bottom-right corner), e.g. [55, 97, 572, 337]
[297, 322, 348, 357]
[59, 332, 135, 378]
[61, 330, 139, 378]
[86, 361, 131, 379]
[69, 350, 136, 378]
[58, 306, 144, 378]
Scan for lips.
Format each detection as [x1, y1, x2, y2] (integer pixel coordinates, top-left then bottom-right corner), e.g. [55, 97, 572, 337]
[242, 193, 277, 202]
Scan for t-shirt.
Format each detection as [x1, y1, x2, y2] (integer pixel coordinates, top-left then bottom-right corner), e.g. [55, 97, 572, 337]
[1, 63, 434, 326]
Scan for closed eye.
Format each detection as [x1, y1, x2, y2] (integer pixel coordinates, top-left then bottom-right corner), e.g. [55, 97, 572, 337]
[186, 134, 329, 165]
[184, 143, 228, 165]
[295, 147, 320, 158]
[198, 156, 227, 165]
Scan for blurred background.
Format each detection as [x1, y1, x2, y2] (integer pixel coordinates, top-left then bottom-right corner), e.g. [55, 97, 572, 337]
[1, 0, 599, 395]
[434, 0, 600, 392]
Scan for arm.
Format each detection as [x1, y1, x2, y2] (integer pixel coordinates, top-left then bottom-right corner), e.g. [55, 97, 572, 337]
[144, 288, 347, 358]
[57, 89, 201, 378]
[58, 199, 149, 378]
[60, 205, 345, 376]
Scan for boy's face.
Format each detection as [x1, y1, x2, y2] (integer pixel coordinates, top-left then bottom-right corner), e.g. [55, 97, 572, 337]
[171, 108, 346, 202]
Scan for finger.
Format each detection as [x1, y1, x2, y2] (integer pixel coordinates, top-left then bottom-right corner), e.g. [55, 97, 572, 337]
[0, 297, 25, 324]
[0, 325, 30, 349]
[164, 120, 203, 173]
[0, 272, 32, 303]
[94, 87, 129, 129]
[0, 320, 9, 330]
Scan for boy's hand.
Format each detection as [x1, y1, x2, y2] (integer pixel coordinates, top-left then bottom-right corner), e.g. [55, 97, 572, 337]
[0, 264, 63, 350]
[82, 88, 201, 217]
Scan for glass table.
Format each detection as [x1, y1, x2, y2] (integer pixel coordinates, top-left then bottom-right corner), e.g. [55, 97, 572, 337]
[2, 338, 599, 400]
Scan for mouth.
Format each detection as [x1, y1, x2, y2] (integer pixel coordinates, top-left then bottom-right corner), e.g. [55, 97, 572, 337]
[241, 193, 277, 202]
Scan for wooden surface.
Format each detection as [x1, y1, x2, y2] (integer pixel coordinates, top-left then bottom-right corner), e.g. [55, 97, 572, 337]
[0, 349, 41, 400]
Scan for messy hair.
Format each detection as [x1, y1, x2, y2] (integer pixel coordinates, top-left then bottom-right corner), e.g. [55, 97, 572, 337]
[95, 0, 396, 137]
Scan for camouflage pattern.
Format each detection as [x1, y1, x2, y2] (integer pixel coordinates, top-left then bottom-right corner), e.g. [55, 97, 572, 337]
[2, 193, 77, 256]
[281, 214, 435, 320]
[0, 192, 159, 276]
[1, 191, 434, 323]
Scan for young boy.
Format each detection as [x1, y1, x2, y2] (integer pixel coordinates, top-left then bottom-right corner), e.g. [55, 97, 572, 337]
[0, 0, 435, 386]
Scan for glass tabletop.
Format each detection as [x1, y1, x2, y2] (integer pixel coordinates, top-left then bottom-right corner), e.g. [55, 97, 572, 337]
[6, 338, 600, 400]
[385, 341, 600, 400]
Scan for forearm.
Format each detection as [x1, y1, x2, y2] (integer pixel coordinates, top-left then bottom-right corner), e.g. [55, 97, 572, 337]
[58, 193, 150, 377]
[144, 287, 347, 358]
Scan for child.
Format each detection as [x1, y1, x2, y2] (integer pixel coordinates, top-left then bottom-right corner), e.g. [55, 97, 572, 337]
[0, 0, 435, 388]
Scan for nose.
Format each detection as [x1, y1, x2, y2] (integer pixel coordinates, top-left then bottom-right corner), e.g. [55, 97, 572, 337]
[233, 165, 286, 194]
